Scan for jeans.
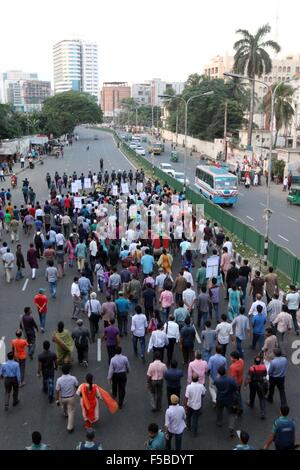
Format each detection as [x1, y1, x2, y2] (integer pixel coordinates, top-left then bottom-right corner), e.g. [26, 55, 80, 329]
[72, 298, 81, 319]
[249, 383, 266, 417]
[162, 307, 171, 323]
[186, 407, 202, 435]
[236, 337, 244, 359]
[202, 348, 213, 362]
[288, 309, 299, 333]
[4, 377, 19, 408]
[268, 376, 287, 406]
[49, 281, 57, 299]
[216, 403, 236, 431]
[149, 379, 163, 411]
[212, 303, 220, 322]
[42, 374, 54, 402]
[76, 346, 88, 364]
[112, 372, 127, 407]
[107, 345, 116, 364]
[15, 268, 24, 281]
[166, 338, 176, 365]
[166, 432, 183, 451]
[26, 333, 36, 357]
[39, 313, 46, 330]
[80, 292, 88, 310]
[89, 314, 100, 342]
[197, 310, 209, 329]
[132, 335, 145, 357]
[252, 333, 265, 351]
[117, 315, 128, 336]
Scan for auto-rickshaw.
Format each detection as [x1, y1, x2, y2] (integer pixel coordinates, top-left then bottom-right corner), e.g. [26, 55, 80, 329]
[170, 151, 178, 162]
[287, 186, 300, 205]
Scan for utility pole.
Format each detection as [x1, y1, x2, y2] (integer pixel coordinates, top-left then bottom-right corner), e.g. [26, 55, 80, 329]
[175, 106, 179, 146]
[224, 101, 228, 161]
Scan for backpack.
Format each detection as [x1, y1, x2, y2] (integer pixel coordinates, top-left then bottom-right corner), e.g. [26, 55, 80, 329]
[274, 418, 295, 450]
[75, 332, 88, 348]
[252, 367, 268, 395]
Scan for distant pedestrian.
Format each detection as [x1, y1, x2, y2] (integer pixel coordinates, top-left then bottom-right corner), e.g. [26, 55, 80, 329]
[164, 360, 184, 405]
[34, 288, 48, 332]
[180, 317, 196, 365]
[131, 304, 148, 362]
[11, 329, 28, 386]
[27, 243, 38, 279]
[267, 348, 288, 406]
[185, 375, 206, 437]
[215, 366, 237, 437]
[20, 307, 38, 359]
[72, 319, 90, 367]
[45, 260, 58, 299]
[103, 318, 120, 364]
[147, 351, 167, 412]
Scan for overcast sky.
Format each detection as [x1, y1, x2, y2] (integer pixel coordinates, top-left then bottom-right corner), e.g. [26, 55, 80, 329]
[1, 0, 298, 86]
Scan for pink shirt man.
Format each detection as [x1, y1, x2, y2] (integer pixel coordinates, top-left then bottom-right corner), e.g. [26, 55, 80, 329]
[187, 358, 208, 384]
[159, 290, 174, 309]
[147, 359, 167, 381]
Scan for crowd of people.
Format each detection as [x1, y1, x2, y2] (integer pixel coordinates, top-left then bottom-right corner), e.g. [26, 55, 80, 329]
[0, 160, 299, 451]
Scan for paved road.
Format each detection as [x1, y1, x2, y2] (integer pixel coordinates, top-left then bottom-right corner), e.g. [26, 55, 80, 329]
[125, 134, 300, 257]
[0, 128, 299, 450]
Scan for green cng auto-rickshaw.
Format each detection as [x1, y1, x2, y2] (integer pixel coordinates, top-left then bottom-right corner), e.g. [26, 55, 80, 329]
[287, 186, 300, 205]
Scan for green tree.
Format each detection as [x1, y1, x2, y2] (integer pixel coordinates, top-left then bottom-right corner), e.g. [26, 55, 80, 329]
[0, 104, 22, 140]
[233, 24, 280, 146]
[41, 91, 103, 136]
[263, 83, 295, 147]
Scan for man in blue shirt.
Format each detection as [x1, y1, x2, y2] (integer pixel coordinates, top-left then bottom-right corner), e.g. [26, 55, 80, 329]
[141, 249, 154, 276]
[164, 360, 184, 405]
[267, 348, 288, 406]
[0, 351, 21, 410]
[214, 366, 238, 437]
[264, 405, 295, 450]
[207, 344, 227, 406]
[145, 423, 166, 450]
[251, 305, 266, 351]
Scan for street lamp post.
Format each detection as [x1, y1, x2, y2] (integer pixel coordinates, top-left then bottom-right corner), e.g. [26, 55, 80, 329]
[159, 91, 214, 189]
[224, 72, 298, 265]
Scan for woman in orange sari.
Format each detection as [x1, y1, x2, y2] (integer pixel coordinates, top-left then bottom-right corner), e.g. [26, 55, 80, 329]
[77, 374, 102, 429]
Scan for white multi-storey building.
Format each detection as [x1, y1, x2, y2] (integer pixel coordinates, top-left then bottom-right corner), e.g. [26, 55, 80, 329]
[53, 39, 99, 101]
[150, 78, 185, 106]
[131, 82, 151, 105]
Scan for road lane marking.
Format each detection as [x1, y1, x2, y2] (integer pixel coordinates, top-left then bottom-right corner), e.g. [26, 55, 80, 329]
[259, 202, 267, 207]
[22, 279, 29, 291]
[278, 234, 289, 242]
[246, 216, 254, 221]
[288, 216, 298, 222]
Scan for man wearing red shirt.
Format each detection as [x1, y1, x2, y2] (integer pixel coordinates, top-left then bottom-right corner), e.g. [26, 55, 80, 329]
[28, 206, 36, 218]
[34, 288, 48, 333]
[229, 350, 244, 415]
[11, 330, 29, 386]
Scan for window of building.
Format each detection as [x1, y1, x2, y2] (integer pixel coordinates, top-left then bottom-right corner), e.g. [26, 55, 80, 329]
[269, 77, 272, 82]
[278, 66, 282, 72]
[287, 66, 291, 72]
[283, 66, 286, 72]
[215, 67, 218, 73]
[296, 67, 300, 73]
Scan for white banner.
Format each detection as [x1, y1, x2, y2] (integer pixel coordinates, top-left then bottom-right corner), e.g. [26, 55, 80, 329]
[136, 182, 143, 193]
[0, 337, 6, 364]
[206, 255, 220, 278]
[71, 183, 78, 194]
[84, 178, 92, 189]
[121, 183, 129, 194]
[75, 179, 82, 190]
[112, 185, 118, 196]
[97, 338, 101, 362]
[74, 197, 82, 209]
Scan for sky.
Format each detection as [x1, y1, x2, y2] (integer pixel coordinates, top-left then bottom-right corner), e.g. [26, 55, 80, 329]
[0, 0, 299, 86]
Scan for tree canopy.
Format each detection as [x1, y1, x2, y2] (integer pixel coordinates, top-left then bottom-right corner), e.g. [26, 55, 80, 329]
[165, 75, 247, 141]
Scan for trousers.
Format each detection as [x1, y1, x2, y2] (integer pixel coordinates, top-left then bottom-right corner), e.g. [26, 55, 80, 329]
[112, 372, 127, 407]
[61, 396, 76, 430]
[4, 377, 19, 407]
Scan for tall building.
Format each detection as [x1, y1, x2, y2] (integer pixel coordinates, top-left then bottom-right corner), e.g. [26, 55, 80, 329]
[100, 82, 131, 118]
[131, 82, 151, 105]
[202, 54, 234, 79]
[53, 39, 99, 101]
[0, 71, 51, 112]
[150, 78, 185, 106]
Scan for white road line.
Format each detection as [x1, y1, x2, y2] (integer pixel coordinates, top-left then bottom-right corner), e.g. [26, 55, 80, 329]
[278, 234, 289, 242]
[193, 325, 201, 344]
[22, 279, 29, 291]
[246, 216, 255, 221]
[259, 202, 267, 207]
[288, 216, 298, 222]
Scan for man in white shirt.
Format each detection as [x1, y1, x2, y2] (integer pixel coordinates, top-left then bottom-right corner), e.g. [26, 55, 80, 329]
[131, 305, 148, 362]
[163, 314, 180, 365]
[89, 237, 98, 269]
[183, 267, 194, 287]
[215, 314, 233, 356]
[223, 237, 233, 255]
[180, 239, 191, 257]
[148, 323, 169, 362]
[248, 294, 267, 317]
[155, 268, 167, 296]
[285, 285, 300, 335]
[273, 305, 293, 343]
[182, 283, 197, 316]
[35, 207, 44, 219]
[2, 248, 14, 283]
[71, 276, 81, 320]
[185, 375, 206, 437]
[165, 394, 186, 451]
[55, 232, 65, 249]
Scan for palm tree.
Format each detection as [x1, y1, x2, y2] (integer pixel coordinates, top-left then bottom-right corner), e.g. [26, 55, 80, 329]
[233, 24, 281, 146]
[263, 83, 295, 147]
